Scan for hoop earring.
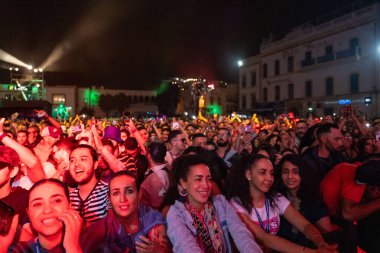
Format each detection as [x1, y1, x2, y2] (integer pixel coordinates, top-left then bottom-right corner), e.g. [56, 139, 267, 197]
[179, 189, 188, 197]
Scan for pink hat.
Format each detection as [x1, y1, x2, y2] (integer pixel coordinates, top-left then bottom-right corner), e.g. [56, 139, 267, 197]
[41, 126, 61, 139]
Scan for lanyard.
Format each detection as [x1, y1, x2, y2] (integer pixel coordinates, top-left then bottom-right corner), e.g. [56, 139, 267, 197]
[35, 239, 42, 253]
[253, 196, 270, 233]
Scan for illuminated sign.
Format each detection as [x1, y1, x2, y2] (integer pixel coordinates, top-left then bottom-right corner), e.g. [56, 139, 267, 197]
[338, 99, 351, 105]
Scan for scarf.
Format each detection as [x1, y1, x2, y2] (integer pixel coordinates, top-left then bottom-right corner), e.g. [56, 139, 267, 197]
[185, 201, 223, 253]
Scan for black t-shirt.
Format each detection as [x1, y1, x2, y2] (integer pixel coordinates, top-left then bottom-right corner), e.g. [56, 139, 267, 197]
[1, 187, 29, 225]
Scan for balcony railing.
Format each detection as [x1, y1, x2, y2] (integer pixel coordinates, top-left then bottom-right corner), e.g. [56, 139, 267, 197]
[301, 58, 316, 67]
[301, 47, 361, 68]
[317, 54, 334, 63]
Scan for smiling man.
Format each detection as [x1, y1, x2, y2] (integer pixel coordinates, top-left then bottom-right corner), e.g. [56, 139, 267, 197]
[68, 144, 111, 225]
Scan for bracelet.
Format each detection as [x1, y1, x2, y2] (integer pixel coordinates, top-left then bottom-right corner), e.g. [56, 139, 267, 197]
[0, 132, 8, 142]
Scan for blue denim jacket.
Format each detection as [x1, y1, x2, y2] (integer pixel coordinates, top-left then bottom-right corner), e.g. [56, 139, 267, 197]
[167, 194, 263, 253]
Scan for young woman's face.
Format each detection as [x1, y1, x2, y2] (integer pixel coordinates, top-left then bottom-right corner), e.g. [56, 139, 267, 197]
[281, 161, 301, 191]
[109, 175, 138, 219]
[181, 164, 212, 210]
[27, 182, 69, 238]
[247, 158, 274, 193]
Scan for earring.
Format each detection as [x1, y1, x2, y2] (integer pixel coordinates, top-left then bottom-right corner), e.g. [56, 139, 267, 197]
[248, 177, 251, 181]
[179, 189, 188, 197]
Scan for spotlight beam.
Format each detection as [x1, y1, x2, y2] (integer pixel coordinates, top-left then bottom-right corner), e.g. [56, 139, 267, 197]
[0, 49, 30, 68]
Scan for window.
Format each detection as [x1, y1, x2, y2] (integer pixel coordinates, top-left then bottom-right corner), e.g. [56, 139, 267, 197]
[145, 96, 150, 103]
[275, 85, 280, 101]
[275, 60, 280, 76]
[305, 51, 312, 59]
[151, 96, 156, 103]
[263, 63, 268, 78]
[241, 95, 246, 109]
[251, 93, 256, 108]
[133, 96, 138, 103]
[52, 94, 66, 105]
[326, 45, 333, 55]
[288, 83, 294, 99]
[350, 73, 359, 93]
[263, 88, 268, 102]
[210, 97, 214, 104]
[251, 71, 257, 86]
[305, 81, 312, 97]
[326, 78, 334, 96]
[217, 97, 221, 105]
[350, 38, 358, 49]
[241, 73, 247, 88]
[139, 96, 143, 103]
[288, 56, 294, 72]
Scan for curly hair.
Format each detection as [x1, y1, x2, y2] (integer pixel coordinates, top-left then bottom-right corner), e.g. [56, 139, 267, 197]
[161, 154, 210, 208]
[226, 153, 277, 214]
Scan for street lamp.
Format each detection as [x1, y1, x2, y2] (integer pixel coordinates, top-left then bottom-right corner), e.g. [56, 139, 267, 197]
[238, 60, 243, 67]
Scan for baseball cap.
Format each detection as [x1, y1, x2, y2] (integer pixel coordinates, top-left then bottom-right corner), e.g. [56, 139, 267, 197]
[41, 126, 61, 139]
[356, 160, 380, 187]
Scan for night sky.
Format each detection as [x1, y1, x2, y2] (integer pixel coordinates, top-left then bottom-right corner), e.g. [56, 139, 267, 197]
[0, 0, 360, 89]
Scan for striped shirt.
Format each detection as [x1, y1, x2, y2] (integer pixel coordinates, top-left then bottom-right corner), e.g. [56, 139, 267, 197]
[69, 180, 111, 224]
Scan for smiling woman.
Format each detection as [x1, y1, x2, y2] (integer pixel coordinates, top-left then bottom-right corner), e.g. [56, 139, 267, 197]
[165, 154, 262, 253]
[80, 171, 170, 253]
[9, 179, 83, 253]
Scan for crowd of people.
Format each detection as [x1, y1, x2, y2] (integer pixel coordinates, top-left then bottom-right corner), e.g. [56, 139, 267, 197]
[0, 107, 380, 253]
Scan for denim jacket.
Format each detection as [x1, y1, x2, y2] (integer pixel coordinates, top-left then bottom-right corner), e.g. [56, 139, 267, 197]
[167, 194, 263, 253]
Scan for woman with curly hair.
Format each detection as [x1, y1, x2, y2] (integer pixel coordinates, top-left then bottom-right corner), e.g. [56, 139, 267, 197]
[165, 154, 262, 253]
[276, 154, 337, 247]
[226, 154, 337, 253]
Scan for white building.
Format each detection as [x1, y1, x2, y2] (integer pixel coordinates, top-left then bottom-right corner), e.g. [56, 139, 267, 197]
[239, 1, 380, 118]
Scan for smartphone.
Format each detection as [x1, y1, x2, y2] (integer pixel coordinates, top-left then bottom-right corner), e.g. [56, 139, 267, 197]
[0, 200, 15, 236]
[172, 122, 179, 129]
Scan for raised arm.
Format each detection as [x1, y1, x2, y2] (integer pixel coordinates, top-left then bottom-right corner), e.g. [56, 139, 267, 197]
[35, 109, 61, 130]
[0, 118, 45, 182]
[127, 119, 147, 155]
[91, 125, 126, 172]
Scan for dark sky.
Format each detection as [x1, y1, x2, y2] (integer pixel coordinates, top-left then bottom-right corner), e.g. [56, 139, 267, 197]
[0, 0, 361, 89]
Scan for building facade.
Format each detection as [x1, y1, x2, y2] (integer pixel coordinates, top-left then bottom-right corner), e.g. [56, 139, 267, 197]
[0, 83, 157, 118]
[239, 1, 380, 118]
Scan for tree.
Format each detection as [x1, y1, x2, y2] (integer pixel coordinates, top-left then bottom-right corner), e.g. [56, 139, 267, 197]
[156, 82, 180, 116]
[98, 94, 114, 117]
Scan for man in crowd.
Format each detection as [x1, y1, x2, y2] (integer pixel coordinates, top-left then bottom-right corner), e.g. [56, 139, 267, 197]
[165, 130, 186, 167]
[302, 123, 347, 182]
[191, 133, 208, 149]
[320, 158, 380, 253]
[69, 144, 112, 225]
[295, 120, 308, 147]
[216, 128, 237, 170]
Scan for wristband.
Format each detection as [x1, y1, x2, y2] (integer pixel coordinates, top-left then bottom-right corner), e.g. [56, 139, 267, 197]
[0, 133, 8, 142]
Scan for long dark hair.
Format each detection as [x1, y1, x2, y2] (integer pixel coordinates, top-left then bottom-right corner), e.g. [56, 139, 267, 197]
[162, 154, 210, 207]
[226, 154, 277, 214]
[276, 154, 321, 205]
